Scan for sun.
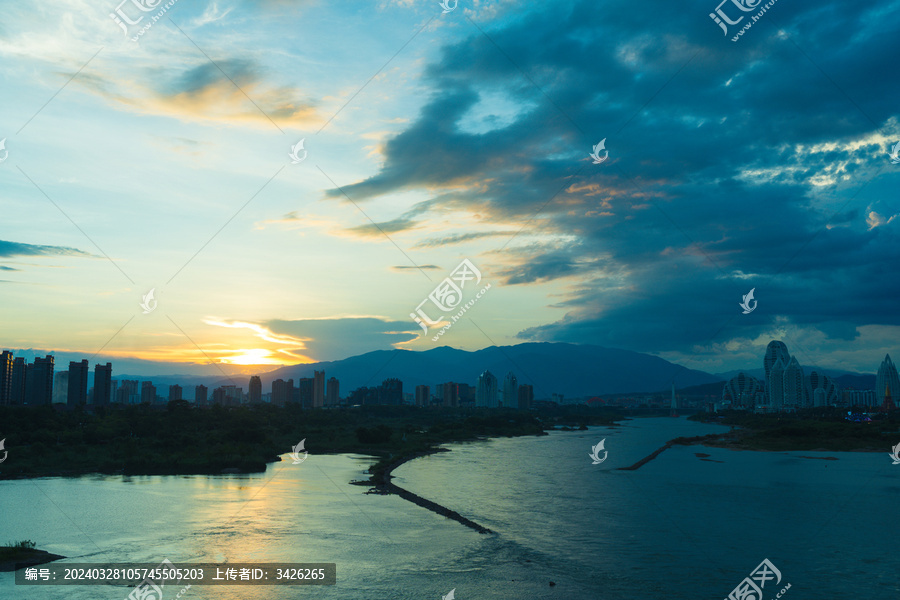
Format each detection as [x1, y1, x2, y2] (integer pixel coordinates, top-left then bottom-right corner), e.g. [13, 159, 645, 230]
[220, 349, 288, 366]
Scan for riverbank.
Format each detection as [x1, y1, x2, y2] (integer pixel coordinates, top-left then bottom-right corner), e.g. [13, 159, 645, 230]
[0, 542, 65, 572]
[0, 403, 623, 480]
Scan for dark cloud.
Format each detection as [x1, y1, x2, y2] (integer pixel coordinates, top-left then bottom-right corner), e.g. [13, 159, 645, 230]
[0, 240, 93, 259]
[323, 0, 900, 355]
[345, 216, 419, 237]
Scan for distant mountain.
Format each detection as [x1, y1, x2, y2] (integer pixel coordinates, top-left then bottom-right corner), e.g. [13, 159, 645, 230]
[833, 374, 876, 390]
[249, 342, 722, 399]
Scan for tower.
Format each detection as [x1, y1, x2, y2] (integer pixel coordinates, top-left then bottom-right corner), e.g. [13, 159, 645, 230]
[93, 363, 112, 406]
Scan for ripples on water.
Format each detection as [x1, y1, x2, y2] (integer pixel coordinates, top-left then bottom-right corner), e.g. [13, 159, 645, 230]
[1, 417, 897, 599]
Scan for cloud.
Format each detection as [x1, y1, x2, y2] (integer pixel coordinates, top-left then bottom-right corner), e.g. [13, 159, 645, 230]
[207, 317, 420, 362]
[0, 240, 94, 259]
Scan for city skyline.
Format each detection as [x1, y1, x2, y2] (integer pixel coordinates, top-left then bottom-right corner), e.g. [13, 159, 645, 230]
[3, 1, 900, 378]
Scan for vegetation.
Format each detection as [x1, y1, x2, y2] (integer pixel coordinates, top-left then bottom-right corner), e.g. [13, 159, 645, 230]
[688, 407, 900, 451]
[0, 403, 624, 480]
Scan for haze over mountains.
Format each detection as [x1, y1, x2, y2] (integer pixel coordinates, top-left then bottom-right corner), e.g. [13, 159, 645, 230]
[176, 343, 724, 399]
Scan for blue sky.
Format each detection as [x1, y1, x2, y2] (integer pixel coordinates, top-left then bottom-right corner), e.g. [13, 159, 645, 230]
[1, 0, 899, 377]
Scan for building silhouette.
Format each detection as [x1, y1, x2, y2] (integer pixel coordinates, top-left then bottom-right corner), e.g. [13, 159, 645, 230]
[722, 372, 763, 409]
[53, 371, 68, 405]
[141, 381, 156, 404]
[326, 377, 340, 406]
[169, 384, 183, 402]
[502, 372, 518, 408]
[26, 355, 54, 405]
[94, 363, 112, 406]
[476, 370, 498, 408]
[195, 384, 208, 406]
[212, 387, 227, 404]
[272, 379, 294, 406]
[0, 351, 12, 405]
[441, 382, 457, 407]
[380, 378, 403, 405]
[117, 380, 139, 404]
[517, 384, 533, 409]
[298, 378, 312, 407]
[10, 357, 26, 405]
[314, 370, 325, 408]
[249, 376, 262, 404]
[876, 354, 900, 408]
[806, 371, 839, 407]
[415, 385, 430, 407]
[67, 360, 89, 407]
[763, 341, 791, 403]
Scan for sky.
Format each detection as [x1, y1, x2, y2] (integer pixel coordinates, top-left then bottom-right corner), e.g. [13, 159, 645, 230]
[1, 0, 899, 377]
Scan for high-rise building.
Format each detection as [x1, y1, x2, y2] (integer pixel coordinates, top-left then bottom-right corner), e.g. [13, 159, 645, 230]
[212, 387, 227, 404]
[476, 370, 498, 408]
[297, 378, 312, 406]
[876, 354, 900, 408]
[109, 380, 118, 404]
[67, 360, 89, 407]
[326, 377, 340, 406]
[0, 351, 12, 405]
[273, 379, 295, 406]
[249, 376, 262, 404]
[763, 341, 791, 403]
[94, 363, 112, 406]
[806, 371, 839, 407]
[195, 384, 208, 406]
[517, 384, 533, 409]
[10, 357, 26, 405]
[380, 378, 403, 405]
[722, 372, 762, 409]
[141, 381, 156, 404]
[117, 380, 140, 404]
[313, 370, 325, 408]
[769, 358, 787, 410]
[415, 385, 430, 407]
[27, 355, 55, 405]
[457, 383, 475, 405]
[782, 356, 805, 408]
[53, 371, 69, 405]
[168, 384, 183, 402]
[502, 372, 518, 409]
[441, 382, 457, 407]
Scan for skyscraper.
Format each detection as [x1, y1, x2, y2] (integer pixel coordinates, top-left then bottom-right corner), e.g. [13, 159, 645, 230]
[94, 363, 112, 406]
[415, 384, 430, 407]
[502, 371, 518, 408]
[168, 384, 183, 402]
[27, 355, 55, 405]
[441, 382, 457, 407]
[273, 379, 294, 406]
[10, 357, 26, 405]
[806, 371, 839, 407]
[313, 370, 325, 408]
[53, 371, 69, 405]
[0, 351, 12, 405]
[782, 356, 805, 408]
[380, 378, 403, 405]
[67, 360, 89, 407]
[249, 376, 262, 404]
[141, 381, 156, 404]
[722, 372, 762, 409]
[326, 377, 340, 406]
[476, 370, 498, 408]
[517, 384, 533, 409]
[769, 358, 786, 410]
[876, 354, 900, 408]
[195, 384, 208, 406]
[763, 341, 791, 403]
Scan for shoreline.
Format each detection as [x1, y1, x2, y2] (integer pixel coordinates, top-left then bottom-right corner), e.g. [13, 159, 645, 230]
[0, 549, 66, 572]
[360, 446, 496, 535]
